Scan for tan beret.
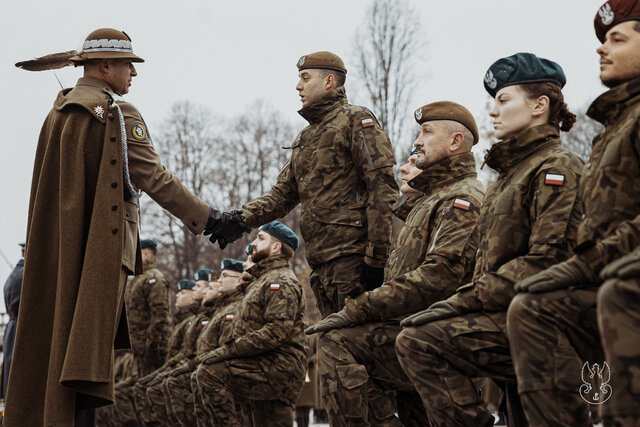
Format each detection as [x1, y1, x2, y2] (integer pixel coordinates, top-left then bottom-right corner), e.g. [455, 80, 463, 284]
[414, 101, 479, 145]
[70, 28, 144, 64]
[297, 51, 346, 74]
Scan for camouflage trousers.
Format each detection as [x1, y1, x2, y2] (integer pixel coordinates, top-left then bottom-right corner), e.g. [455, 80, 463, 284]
[113, 379, 145, 425]
[194, 359, 295, 426]
[163, 370, 197, 426]
[134, 376, 175, 426]
[310, 255, 364, 317]
[396, 311, 513, 427]
[598, 277, 640, 427]
[318, 321, 427, 427]
[507, 288, 602, 427]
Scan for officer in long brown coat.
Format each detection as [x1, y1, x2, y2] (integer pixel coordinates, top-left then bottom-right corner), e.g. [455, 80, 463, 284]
[5, 28, 245, 427]
[224, 51, 398, 317]
[512, 2, 640, 425]
[306, 102, 484, 426]
[396, 53, 584, 427]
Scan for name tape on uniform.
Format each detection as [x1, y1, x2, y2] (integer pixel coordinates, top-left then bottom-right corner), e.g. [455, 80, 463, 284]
[270, 283, 281, 291]
[544, 173, 565, 186]
[453, 198, 471, 211]
[361, 118, 374, 127]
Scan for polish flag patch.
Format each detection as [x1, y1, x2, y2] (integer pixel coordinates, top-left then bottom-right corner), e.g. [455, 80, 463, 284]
[453, 198, 471, 211]
[148, 278, 157, 285]
[545, 173, 565, 186]
[361, 118, 374, 127]
[224, 314, 234, 321]
[201, 320, 209, 326]
[270, 283, 281, 291]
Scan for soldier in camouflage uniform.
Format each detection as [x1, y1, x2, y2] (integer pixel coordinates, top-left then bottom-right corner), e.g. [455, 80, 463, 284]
[305, 102, 484, 426]
[125, 239, 171, 378]
[396, 53, 585, 427]
[163, 259, 245, 426]
[194, 222, 309, 426]
[229, 51, 397, 317]
[510, 3, 640, 425]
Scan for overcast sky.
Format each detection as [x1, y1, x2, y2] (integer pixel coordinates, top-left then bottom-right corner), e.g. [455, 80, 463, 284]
[0, 0, 607, 295]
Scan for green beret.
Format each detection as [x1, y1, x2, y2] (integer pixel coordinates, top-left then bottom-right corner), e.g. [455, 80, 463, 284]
[259, 221, 299, 251]
[194, 268, 212, 281]
[297, 51, 347, 74]
[414, 101, 479, 145]
[483, 53, 566, 98]
[177, 279, 196, 291]
[220, 258, 244, 273]
[595, 0, 640, 42]
[245, 244, 253, 256]
[140, 239, 157, 249]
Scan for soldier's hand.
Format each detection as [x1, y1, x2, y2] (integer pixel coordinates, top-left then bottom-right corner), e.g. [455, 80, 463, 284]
[199, 348, 225, 365]
[204, 208, 251, 249]
[600, 247, 640, 280]
[400, 287, 480, 327]
[360, 262, 385, 291]
[514, 256, 591, 293]
[305, 297, 369, 334]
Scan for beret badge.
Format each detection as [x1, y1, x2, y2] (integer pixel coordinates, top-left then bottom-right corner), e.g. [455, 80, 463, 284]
[415, 108, 422, 121]
[298, 56, 306, 67]
[599, 3, 614, 25]
[484, 70, 497, 89]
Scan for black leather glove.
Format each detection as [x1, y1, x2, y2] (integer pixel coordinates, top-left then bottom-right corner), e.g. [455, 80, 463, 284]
[203, 208, 251, 249]
[514, 256, 592, 293]
[360, 262, 385, 291]
[400, 286, 481, 327]
[600, 247, 640, 280]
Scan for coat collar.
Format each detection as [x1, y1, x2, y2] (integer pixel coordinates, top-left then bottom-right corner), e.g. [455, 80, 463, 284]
[247, 254, 291, 279]
[484, 124, 560, 173]
[587, 76, 640, 125]
[215, 288, 244, 308]
[408, 152, 477, 195]
[298, 87, 348, 124]
[142, 259, 157, 272]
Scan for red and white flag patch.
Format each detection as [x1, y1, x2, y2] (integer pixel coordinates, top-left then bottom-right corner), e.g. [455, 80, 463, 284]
[148, 278, 157, 285]
[201, 320, 209, 326]
[544, 173, 565, 186]
[453, 198, 471, 211]
[361, 118, 374, 127]
[270, 283, 281, 291]
[224, 314, 234, 321]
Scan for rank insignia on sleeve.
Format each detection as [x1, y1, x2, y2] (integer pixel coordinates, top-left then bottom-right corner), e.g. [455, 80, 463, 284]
[453, 198, 471, 211]
[93, 106, 104, 118]
[544, 173, 565, 186]
[224, 314, 234, 321]
[201, 320, 209, 326]
[270, 283, 281, 290]
[148, 278, 157, 285]
[361, 118, 374, 127]
[132, 123, 146, 141]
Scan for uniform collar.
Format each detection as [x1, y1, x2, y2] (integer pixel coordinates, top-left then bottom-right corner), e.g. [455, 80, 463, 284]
[587, 76, 640, 125]
[247, 254, 291, 279]
[142, 259, 157, 272]
[298, 87, 348, 124]
[484, 124, 560, 173]
[216, 288, 244, 307]
[408, 152, 477, 194]
[75, 76, 114, 92]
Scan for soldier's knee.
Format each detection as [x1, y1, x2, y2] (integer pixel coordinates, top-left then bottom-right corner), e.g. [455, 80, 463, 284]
[507, 293, 531, 325]
[597, 278, 621, 311]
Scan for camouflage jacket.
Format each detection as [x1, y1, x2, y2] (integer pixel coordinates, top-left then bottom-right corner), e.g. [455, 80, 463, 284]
[195, 288, 244, 354]
[473, 124, 584, 311]
[214, 255, 309, 400]
[357, 153, 483, 320]
[152, 303, 200, 373]
[573, 78, 640, 275]
[241, 87, 398, 267]
[124, 259, 171, 376]
[163, 304, 212, 369]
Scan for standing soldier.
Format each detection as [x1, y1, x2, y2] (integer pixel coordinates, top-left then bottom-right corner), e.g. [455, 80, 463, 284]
[306, 102, 484, 426]
[396, 53, 584, 426]
[1, 243, 24, 399]
[125, 238, 171, 377]
[194, 221, 309, 426]
[512, 2, 640, 425]
[225, 51, 398, 317]
[6, 28, 246, 427]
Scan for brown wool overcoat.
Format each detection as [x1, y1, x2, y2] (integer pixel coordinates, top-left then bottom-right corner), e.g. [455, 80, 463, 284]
[4, 77, 209, 427]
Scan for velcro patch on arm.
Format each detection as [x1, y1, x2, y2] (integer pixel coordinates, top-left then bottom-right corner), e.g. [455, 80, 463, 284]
[544, 173, 565, 186]
[453, 198, 471, 211]
[361, 118, 374, 127]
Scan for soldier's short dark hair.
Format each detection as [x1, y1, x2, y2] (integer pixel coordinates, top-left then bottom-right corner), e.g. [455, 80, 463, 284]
[319, 69, 346, 88]
[279, 242, 295, 260]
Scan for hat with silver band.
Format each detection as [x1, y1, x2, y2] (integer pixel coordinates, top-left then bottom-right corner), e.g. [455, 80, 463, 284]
[70, 28, 144, 63]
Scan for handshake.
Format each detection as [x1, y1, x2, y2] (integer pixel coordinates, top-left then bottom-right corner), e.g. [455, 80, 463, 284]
[204, 208, 251, 249]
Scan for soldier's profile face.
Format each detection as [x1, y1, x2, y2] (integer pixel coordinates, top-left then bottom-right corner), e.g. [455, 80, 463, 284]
[104, 59, 137, 95]
[296, 69, 328, 107]
[251, 231, 275, 263]
[218, 270, 241, 292]
[598, 20, 640, 88]
[203, 281, 221, 303]
[175, 289, 195, 309]
[399, 154, 422, 196]
[413, 121, 451, 169]
[490, 85, 537, 140]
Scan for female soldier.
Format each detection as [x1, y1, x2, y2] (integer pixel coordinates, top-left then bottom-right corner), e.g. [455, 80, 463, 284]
[396, 52, 585, 427]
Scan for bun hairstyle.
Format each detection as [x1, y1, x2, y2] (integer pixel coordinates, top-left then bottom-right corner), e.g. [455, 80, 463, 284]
[520, 82, 576, 132]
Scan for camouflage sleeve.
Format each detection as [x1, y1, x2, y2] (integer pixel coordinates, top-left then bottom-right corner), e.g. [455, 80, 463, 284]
[366, 196, 480, 319]
[241, 156, 300, 228]
[145, 274, 171, 368]
[476, 166, 581, 311]
[350, 112, 398, 268]
[216, 280, 301, 358]
[166, 317, 190, 361]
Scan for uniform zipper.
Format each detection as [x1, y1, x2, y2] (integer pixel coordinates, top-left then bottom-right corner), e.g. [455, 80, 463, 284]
[428, 208, 448, 252]
[359, 131, 374, 168]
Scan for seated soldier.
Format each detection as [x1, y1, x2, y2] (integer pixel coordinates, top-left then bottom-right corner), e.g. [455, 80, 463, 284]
[194, 221, 309, 426]
[305, 102, 484, 426]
